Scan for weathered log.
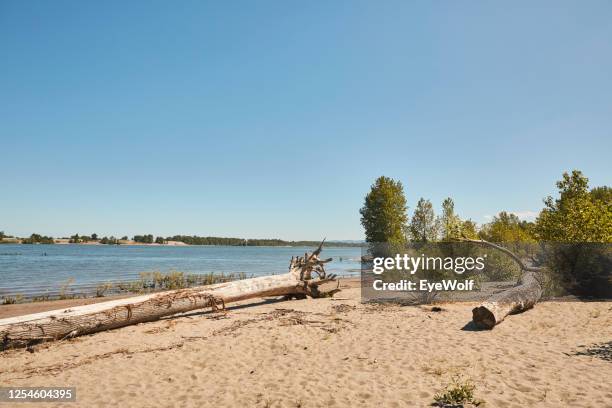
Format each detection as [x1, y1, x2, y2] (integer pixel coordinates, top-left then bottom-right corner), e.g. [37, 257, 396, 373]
[0, 241, 337, 350]
[457, 238, 544, 329]
[471, 270, 543, 329]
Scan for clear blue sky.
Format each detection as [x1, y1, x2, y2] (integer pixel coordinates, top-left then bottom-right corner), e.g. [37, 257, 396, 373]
[1, 1, 611, 240]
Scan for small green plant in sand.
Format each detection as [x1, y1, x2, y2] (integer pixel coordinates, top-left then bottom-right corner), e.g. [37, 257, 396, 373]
[433, 377, 484, 407]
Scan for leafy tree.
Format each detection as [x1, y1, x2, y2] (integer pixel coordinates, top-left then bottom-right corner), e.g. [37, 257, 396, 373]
[100, 236, 118, 245]
[360, 176, 408, 247]
[519, 220, 536, 237]
[461, 219, 478, 239]
[155, 236, 166, 244]
[133, 234, 154, 244]
[479, 212, 535, 242]
[91, 233, 98, 241]
[535, 170, 611, 297]
[440, 197, 462, 241]
[121, 236, 128, 241]
[0, 231, 5, 240]
[409, 198, 438, 242]
[535, 170, 611, 242]
[22, 233, 54, 244]
[590, 186, 612, 204]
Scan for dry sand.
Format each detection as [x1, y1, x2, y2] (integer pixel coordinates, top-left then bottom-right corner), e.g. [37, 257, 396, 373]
[0, 280, 610, 408]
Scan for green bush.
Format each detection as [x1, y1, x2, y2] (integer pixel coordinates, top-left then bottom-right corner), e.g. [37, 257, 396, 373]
[434, 377, 484, 407]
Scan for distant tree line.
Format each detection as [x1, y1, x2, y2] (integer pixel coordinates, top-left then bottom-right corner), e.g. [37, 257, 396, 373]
[164, 235, 245, 246]
[21, 234, 54, 244]
[133, 234, 154, 244]
[100, 236, 119, 245]
[163, 235, 360, 247]
[5, 231, 361, 247]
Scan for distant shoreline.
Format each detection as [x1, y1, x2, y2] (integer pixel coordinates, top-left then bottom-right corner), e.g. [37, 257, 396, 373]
[0, 239, 364, 248]
[52, 239, 190, 247]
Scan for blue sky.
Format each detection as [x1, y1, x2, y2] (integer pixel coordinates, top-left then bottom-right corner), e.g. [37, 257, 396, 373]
[1, 1, 611, 240]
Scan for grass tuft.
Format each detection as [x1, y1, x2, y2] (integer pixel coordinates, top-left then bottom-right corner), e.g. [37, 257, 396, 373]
[433, 377, 484, 407]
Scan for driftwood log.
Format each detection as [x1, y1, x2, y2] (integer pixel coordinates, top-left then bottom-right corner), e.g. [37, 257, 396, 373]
[460, 238, 544, 329]
[472, 270, 543, 329]
[0, 241, 338, 350]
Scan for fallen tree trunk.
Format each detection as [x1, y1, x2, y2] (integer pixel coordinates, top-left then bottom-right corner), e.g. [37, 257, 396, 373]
[458, 238, 544, 329]
[471, 270, 543, 329]
[0, 241, 338, 350]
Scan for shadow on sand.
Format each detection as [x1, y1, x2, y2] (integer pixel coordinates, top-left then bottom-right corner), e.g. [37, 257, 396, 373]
[460, 321, 489, 331]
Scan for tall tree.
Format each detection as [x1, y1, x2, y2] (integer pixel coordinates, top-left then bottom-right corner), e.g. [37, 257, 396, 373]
[534, 170, 611, 297]
[409, 198, 438, 242]
[535, 170, 611, 242]
[360, 176, 408, 246]
[440, 197, 461, 240]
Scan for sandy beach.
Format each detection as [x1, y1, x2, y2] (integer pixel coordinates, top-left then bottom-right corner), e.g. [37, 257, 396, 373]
[0, 279, 610, 408]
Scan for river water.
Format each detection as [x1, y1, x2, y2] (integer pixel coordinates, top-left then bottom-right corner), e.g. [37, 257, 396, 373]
[0, 244, 361, 299]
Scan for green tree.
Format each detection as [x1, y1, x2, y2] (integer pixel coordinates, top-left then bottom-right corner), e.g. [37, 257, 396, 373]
[155, 236, 166, 244]
[100, 236, 118, 245]
[133, 234, 154, 244]
[590, 186, 612, 204]
[91, 233, 98, 241]
[535, 170, 611, 242]
[440, 197, 461, 241]
[409, 198, 438, 242]
[461, 219, 478, 239]
[360, 176, 408, 247]
[479, 212, 535, 242]
[22, 233, 54, 244]
[534, 171, 611, 297]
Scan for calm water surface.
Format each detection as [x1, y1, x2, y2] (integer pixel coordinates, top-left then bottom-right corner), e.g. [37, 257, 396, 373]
[0, 244, 361, 298]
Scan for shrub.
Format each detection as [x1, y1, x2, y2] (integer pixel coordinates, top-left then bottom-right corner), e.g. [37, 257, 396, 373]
[433, 377, 484, 407]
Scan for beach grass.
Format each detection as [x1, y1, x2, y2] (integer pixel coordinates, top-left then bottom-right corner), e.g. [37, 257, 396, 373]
[1, 271, 252, 305]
